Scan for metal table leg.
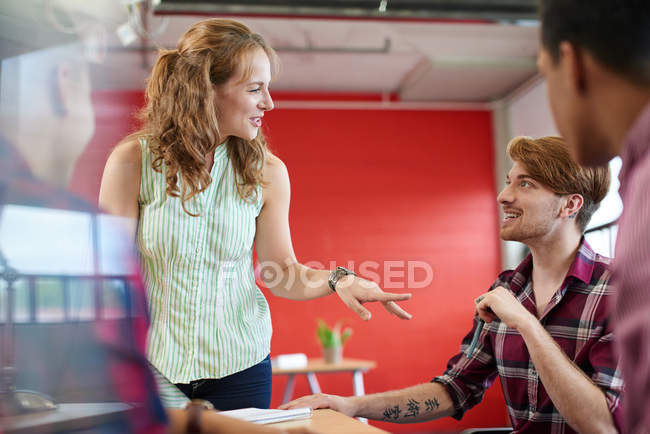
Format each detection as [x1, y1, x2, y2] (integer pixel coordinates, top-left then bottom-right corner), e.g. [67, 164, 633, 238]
[353, 370, 368, 423]
[282, 374, 296, 404]
[306, 372, 322, 394]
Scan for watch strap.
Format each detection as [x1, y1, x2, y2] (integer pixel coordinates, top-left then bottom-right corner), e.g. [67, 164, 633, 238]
[328, 266, 357, 292]
[185, 399, 214, 433]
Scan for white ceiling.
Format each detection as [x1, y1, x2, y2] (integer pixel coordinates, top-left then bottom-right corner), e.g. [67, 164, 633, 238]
[2, 1, 542, 103]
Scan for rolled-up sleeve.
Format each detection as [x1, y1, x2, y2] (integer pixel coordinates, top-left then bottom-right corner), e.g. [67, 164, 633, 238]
[589, 322, 624, 432]
[432, 315, 499, 420]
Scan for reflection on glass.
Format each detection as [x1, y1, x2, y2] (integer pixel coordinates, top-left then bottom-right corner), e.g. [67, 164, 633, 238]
[68, 278, 95, 321]
[0, 205, 94, 276]
[98, 214, 138, 276]
[4, 276, 136, 324]
[0, 2, 165, 424]
[102, 278, 128, 319]
[0, 280, 6, 323]
[36, 278, 65, 323]
[0, 204, 136, 323]
[11, 279, 29, 323]
[0, 205, 136, 277]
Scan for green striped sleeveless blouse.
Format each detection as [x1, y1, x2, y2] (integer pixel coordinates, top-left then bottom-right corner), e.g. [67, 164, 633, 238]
[137, 139, 272, 383]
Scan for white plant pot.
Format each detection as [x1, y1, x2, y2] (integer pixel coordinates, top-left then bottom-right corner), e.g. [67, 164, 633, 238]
[322, 345, 343, 364]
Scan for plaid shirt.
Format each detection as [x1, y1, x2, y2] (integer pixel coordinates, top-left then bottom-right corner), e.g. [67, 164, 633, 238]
[0, 137, 167, 432]
[433, 240, 624, 433]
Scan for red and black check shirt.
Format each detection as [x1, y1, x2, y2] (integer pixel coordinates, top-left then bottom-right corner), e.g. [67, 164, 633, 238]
[433, 240, 623, 433]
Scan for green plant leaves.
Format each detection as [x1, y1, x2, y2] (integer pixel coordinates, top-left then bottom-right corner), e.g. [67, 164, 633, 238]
[316, 318, 352, 348]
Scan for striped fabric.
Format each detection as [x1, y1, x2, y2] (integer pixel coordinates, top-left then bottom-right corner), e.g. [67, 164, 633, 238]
[613, 102, 650, 434]
[433, 239, 623, 433]
[137, 139, 272, 388]
[150, 364, 190, 409]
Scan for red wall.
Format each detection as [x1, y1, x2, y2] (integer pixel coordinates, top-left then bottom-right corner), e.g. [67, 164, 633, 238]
[76, 91, 508, 432]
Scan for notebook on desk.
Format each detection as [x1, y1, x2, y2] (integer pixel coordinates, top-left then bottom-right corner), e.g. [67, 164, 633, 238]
[218, 407, 313, 424]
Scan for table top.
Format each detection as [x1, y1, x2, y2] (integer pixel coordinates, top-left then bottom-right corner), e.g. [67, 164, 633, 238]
[0, 402, 131, 433]
[272, 358, 377, 375]
[270, 409, 388, 433]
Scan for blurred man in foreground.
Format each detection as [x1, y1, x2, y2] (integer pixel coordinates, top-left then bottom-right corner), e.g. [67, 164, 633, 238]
[0, 28, 309, 434]
[536, 1, 650, 432]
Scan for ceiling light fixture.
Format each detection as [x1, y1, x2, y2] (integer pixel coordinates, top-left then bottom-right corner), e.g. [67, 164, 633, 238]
[117, 0, 168, 47]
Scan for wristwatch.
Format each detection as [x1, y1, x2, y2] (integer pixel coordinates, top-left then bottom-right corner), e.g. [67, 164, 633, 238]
[328, 266, 357, 292]
[185, 399, 214, 433]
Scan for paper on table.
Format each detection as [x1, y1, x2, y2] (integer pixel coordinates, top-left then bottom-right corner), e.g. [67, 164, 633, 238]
[219, 407, 313, 424]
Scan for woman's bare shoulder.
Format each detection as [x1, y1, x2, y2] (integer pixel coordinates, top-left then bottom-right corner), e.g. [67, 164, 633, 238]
[263, 151, 288, 179]
[107, 137, 142, 166]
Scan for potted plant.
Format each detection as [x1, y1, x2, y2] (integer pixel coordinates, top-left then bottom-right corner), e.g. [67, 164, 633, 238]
[316, 319, 352, 364]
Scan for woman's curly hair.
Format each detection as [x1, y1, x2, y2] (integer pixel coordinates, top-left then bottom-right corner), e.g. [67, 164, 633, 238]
[132, 18, 278, 215]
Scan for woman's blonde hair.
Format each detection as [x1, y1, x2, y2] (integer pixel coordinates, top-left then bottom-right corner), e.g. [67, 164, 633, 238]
[133, 18, 278, 215]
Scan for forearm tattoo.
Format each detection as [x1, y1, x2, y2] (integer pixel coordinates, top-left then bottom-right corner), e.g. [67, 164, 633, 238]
[382, 405, 401, 421]
[381, 396, 441, 421]
[404, 399, 420, 418]
[425, 398, 440, 412]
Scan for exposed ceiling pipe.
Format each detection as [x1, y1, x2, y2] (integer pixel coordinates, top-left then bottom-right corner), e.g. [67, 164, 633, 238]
[151, 0, 539, 22]
[108, 38, 392, 55]
[275, 37, 391, 54]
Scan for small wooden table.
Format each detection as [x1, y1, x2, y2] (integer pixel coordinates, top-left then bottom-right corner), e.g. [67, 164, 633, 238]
[272, 358, 376, 423]
[272, 358, 377, 404]
[270, 409, 388, 433]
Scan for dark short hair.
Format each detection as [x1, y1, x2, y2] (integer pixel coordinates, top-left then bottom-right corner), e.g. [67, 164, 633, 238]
[507, 136, 610, 233]
[539, 0, 650, 85]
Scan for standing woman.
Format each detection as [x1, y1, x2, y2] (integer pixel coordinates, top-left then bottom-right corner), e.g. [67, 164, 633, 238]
[99, 19, 411, 411]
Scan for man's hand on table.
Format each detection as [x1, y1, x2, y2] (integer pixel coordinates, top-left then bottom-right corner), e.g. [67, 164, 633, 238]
[278, 393, 356, 418]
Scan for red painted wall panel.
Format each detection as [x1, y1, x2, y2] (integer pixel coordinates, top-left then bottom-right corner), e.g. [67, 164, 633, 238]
[77, 91, 508, 432]
[262, 107, 506, 432]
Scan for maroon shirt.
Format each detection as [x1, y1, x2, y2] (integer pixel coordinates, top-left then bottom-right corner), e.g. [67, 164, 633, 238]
[613, 102, 650, 434]
[434, 240, 623, 433]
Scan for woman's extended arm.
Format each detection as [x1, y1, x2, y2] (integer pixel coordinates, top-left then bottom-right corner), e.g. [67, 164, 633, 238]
[254, 154, 411, 320]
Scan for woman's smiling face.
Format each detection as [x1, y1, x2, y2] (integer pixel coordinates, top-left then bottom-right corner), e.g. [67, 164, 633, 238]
[213, 48, 274, 143]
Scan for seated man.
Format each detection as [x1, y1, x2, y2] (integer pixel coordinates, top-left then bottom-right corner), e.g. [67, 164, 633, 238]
[281, 136, 623, 433]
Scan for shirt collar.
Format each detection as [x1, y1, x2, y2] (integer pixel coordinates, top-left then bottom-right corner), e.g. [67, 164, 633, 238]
[565, 238, 599, 285]
[510, 237, 597, 293]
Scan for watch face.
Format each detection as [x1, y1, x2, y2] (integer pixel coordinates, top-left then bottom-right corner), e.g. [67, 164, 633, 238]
[329, 267, 355, 291]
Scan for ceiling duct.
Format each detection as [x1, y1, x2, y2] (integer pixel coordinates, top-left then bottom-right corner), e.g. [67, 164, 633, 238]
[152, 0, 539, 22]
